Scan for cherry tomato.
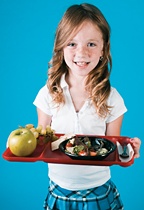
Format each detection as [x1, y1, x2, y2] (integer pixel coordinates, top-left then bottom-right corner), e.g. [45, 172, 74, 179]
[90, 151, 97, 156]
[78, 150, 87, 156]
[66, 142, 73, 147]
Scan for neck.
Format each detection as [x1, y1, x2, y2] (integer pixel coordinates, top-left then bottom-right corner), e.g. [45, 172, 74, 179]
[66, 72, 87, 87]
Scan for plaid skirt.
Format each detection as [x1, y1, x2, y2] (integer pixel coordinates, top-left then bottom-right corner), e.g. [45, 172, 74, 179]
[43, 179, 124, 210]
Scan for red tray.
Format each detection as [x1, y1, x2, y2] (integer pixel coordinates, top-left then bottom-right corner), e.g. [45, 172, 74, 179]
[2, 135, 134, 167]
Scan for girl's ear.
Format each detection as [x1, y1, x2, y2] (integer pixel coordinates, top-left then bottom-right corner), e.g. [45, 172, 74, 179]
[99, 56, 103, 61]
[100, 49, 104, 58]
[99, 48, 104, 61]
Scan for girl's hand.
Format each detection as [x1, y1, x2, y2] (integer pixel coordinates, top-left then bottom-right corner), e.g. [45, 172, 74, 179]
[130, 137, 141, 158]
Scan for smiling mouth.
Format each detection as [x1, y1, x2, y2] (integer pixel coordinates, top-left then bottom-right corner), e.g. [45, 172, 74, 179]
[74, 61, 90, 67]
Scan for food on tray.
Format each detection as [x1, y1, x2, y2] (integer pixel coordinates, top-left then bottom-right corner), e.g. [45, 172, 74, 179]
[59, 136, 117, 160]
[7, 124, 59, 156]
[65, 136, 108, 156]
[51, 133, 76, 151]
[24, 123, 58, 145]
[8, 128, 37, 156]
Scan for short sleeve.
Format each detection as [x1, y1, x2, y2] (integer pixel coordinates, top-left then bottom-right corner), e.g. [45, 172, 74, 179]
[33, 85, 52, 116]
[106, 88, 127, 123]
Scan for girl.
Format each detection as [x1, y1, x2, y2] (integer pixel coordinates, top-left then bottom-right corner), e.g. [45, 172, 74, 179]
[33, 3, 141, 210]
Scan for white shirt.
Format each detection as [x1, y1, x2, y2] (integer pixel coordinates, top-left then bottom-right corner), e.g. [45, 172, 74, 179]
[33, 74, 127, 190]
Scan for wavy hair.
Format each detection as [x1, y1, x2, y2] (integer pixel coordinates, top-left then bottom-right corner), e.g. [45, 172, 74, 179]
[47, 3, 112, 117]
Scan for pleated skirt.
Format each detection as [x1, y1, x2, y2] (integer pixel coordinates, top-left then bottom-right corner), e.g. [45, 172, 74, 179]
[43, 179, 124, 210]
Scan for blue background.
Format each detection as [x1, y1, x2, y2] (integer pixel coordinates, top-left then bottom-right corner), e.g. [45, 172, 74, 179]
[0, 0, 143, 209]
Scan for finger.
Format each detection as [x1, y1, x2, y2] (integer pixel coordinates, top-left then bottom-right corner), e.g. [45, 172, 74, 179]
[134, 153, 140, 158]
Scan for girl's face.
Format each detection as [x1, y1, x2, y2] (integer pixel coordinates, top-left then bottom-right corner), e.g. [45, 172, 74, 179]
[63, 21, 104, 77]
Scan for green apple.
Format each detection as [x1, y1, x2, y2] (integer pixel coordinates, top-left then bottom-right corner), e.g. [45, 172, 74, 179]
[8, 128, 37, 156]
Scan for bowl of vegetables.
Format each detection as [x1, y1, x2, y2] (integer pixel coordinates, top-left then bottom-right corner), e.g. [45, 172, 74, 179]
[59, 135, 116, 160]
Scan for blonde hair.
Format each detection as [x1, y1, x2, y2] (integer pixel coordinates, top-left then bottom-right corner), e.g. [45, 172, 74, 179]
[47, 3, 112, 117]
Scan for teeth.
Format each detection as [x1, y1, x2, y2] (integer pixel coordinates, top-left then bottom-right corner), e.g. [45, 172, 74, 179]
[76, 62, 88, 66]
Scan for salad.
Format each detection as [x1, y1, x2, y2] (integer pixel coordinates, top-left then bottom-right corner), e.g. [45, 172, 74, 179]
[65, 136, 108, 157]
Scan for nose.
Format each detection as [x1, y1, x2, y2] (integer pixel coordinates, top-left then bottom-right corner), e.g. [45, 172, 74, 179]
[75, 45, 88, 58]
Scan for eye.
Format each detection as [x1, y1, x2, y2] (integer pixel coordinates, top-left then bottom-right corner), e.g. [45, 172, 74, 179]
[67, 42, 76, 47]
[87, 42, 96, 47]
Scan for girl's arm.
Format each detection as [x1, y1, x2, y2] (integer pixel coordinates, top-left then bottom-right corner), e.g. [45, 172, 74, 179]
[106, 115, 141, 158]
[106, 115, 124, 136]
[36, 108, 52, 128]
